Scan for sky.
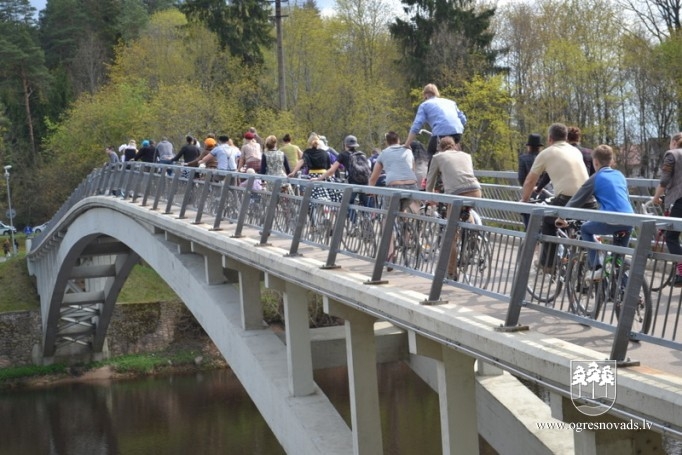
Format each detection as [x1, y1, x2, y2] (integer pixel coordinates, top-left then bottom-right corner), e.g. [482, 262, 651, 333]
[30, 0, 46, 13]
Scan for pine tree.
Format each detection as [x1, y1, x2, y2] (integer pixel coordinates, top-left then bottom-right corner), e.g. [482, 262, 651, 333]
[389, 0, 500, 88]
[180, 0, 274, 66]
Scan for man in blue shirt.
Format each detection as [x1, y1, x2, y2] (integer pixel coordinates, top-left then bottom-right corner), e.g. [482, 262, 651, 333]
[557, 144, 634, 277]
[403, 83, 467, 157]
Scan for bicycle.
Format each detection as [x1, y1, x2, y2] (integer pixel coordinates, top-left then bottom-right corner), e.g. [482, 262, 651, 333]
[563, 221, 652, 334]
[341, 194, 379, 257]
[524, 192, 571, 304]
[457, 207, 492, 288]
[641, 199, 676, 292]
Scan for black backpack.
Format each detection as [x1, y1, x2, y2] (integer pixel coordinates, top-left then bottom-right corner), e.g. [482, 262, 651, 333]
[347, 150, 371, 184]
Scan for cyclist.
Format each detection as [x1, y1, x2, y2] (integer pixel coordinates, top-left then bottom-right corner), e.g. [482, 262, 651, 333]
[652, 131, 682, 287]
[520, 123, 597, 271]
[370, 131, 420, 270]
[556, 145, 634, 280]
[403, 83, 467, 159]
[425, 136, 481, 280]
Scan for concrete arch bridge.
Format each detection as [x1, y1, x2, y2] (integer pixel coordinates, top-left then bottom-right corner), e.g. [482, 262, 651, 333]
[25, 163, 682, 454]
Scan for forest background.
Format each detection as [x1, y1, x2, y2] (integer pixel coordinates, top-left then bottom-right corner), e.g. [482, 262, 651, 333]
[0, 0, 680, 227]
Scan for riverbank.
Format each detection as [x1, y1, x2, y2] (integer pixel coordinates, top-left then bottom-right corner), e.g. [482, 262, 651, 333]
[0, 337, 228, 390]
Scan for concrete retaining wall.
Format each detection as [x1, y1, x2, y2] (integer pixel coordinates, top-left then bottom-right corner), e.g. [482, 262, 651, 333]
[0, 301, 204, 367]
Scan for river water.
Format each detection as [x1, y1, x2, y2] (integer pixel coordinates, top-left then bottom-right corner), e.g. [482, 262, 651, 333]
[0, 362, 466, 455]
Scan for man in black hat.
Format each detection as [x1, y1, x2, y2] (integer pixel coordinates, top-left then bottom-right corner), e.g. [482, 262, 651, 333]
[518, 133, 551, 227]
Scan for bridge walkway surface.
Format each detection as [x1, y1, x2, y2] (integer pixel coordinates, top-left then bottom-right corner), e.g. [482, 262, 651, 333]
[25, 164, 682, 454]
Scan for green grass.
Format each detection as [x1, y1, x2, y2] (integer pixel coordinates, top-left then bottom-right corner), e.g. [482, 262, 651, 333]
[0, 363, 69, 381]
[0, 256, 180, 313]
[0, 236, 39, 312]
[0, 349, 211, 386]
[92, 350, 202, 373]
[118, 263, 181, 303]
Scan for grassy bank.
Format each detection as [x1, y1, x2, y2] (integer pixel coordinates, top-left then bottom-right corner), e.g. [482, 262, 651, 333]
[0, 346, 226, 389]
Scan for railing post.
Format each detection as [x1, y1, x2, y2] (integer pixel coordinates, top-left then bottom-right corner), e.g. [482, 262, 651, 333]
[193, 171, 214, 224]
[501, 207, 545, 330]
[258, 177, 285, 245]
[424, 199, 463, 304]
[323, 186, 354, 269]
[610, 220, 656, 362]
[287, 183, 313, 257]
[130, 162, 145, 203]
[140, 164, 156, 207]
[233, 176, 255, 238]
[177, 168, 197, 219]
[211, 175, 234, 231]
[365, 193, 402, 285]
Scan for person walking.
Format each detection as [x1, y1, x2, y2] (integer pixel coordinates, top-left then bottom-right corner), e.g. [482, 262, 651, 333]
[520, 123, 597, 270]
[239, 131, 262, 172]
[313, 135, 372, 208]
[280, 134, 302, 172]
[403, 83, 467, 158]
[134, 140, 156, 163]
[170, 135, 201, 164]
[155, 137, 175, 164]
[260, 135, 291, 178]
[105, 146, 120, 164]
[652, 132, 682, 287]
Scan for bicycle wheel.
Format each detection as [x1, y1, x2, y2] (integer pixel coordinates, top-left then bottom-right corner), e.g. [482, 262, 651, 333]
[649, 265, 675, 292]
[395, 217, 421, 269]
[342, 213, 377, 256]
[614, 279, 652, 335]
[526, 249, 567, 305]
[274, 198, 297, 233]
[458, 229, 492, 288]
[566, 254, 606, 317]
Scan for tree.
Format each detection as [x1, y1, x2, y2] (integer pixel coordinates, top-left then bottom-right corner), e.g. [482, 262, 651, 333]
[616, 0, 682, 43]
[0, 2, 50, 161]
[389, 0, 499, 88]
[180, 0, 274, 66]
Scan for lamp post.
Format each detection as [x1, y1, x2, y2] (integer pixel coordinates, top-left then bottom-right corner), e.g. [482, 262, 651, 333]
[4, 165, 16, 256]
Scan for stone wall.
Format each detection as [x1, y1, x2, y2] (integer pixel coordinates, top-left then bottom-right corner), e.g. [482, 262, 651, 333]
[0, 301, 206, 367]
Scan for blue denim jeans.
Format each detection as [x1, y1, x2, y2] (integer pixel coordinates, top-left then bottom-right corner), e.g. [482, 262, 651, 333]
[581, 221, 632, 268]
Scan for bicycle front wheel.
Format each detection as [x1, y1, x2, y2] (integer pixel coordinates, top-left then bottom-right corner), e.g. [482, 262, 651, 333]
[458, 230, 492, 289]
[615, 280, 652, 335]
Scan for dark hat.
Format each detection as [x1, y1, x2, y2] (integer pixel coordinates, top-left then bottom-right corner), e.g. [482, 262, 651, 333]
[344, 135, 359, 148]
[526, 134, 543, 147]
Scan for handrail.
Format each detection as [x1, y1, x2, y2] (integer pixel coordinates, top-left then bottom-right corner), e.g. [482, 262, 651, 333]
[28, 162, 682, 362]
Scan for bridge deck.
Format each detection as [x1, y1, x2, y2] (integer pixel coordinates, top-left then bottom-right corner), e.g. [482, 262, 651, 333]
[256, 226, 682, 378]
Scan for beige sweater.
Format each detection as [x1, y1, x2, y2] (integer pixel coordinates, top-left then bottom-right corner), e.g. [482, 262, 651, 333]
[426, 150, 480, 195]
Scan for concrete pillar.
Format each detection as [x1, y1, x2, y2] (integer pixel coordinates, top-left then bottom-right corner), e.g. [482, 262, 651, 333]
[475, 359, 503, 377]
[554, 396, 664, 455]
[409, 331, 479, 455]
[224, 258, 263, 330]
[324, 297, 383, 455]
[266, 274, 314, 396]
[191, 243, 224, 285]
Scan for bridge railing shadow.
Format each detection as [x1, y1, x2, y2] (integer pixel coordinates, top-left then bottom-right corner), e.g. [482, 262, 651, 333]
[30, 162, 682, 361]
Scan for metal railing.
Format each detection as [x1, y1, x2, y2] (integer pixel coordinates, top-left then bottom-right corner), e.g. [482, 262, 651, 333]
[29, 163, 682, 362]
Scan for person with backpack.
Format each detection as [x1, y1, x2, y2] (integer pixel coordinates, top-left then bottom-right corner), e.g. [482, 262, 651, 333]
[312, 135, 373, 209]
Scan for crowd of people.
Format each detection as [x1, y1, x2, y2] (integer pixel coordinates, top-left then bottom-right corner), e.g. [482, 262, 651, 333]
[104, 82, 682, 285]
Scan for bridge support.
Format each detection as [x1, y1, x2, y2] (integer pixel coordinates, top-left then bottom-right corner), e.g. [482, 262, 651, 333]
[324, 297, 383, 455]
[266, 275, 315, 397]
[552, 395, 664, 454]
[409, 331, 480, 455]
[224, 258, 264, 331]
